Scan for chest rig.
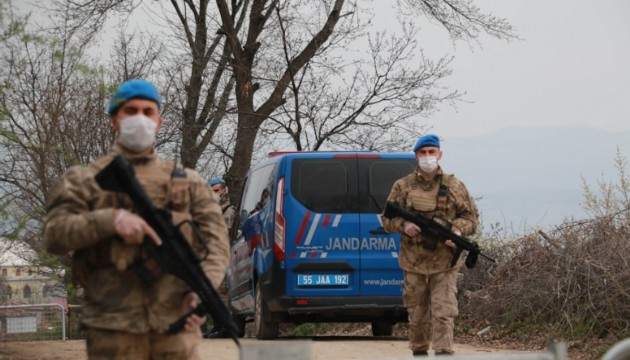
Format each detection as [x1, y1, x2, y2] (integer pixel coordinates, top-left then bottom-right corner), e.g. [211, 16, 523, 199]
[406, 173, 451, 250]
[122, 158, 210, 286]
[78, 156, 200, 284]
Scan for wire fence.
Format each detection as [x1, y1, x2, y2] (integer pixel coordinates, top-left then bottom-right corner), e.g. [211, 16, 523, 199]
[0, 303, 86, 342]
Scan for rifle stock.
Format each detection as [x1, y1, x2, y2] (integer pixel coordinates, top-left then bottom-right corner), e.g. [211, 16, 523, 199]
[383, 201, 495, 268]
[95, 155, 240, 346]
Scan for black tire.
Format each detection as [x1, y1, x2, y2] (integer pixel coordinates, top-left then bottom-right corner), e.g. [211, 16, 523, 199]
[254, 280, 279, 339]
[371, 321, 394, 336]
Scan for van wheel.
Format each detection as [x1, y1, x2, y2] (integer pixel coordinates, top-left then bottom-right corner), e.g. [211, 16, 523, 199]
[371, 321, 393, 336]
[254, 281, 279, 339]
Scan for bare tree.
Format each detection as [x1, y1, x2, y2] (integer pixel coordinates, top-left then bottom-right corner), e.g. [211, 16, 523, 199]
[35, 0, 516, 204]
[397, 0, 516, 43]
[47, 0, 239, 170]
[266, 24, 459, 152]
[216, 0, 345, 200]
[0, 10, 111, 227]
[216, 0, 516, 201]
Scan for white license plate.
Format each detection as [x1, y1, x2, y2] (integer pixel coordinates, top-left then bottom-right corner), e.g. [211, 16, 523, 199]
[297, 274, 349, 286]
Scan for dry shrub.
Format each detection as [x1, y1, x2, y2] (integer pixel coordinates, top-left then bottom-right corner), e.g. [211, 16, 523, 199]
[460, 152, 630, 341]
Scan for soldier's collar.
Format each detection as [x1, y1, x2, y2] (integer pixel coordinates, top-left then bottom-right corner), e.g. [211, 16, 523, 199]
[415, 167, 443, 183]
[112, 142, 157, 164]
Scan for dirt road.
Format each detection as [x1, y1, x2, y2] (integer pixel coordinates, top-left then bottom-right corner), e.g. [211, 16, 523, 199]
[0, 337, 521, 360]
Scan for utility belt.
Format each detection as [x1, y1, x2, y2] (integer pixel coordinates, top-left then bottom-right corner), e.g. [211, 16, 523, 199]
[71, 239, 161, 287]
[72, 209, 202, 288]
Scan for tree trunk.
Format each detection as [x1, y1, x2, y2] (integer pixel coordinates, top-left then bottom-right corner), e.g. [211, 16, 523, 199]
[224, 112, 262, 205]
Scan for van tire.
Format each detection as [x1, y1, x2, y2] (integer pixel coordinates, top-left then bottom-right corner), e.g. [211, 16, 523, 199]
[371, 321, 393, 336]
[254, 281, 279, 339]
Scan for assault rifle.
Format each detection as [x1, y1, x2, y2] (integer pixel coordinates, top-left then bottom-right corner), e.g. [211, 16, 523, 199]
[95, 155, 240, 346]
[382, 201, 495, 268]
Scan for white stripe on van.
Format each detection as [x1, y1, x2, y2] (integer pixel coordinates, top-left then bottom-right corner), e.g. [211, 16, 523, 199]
[300, 252, 307, 258]
[331, 215, 341, 227]
[391, 252, 398, 258]
[304, 214, 321, 246]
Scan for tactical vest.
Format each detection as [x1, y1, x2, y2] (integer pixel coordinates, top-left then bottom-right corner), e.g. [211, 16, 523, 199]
[72, 154, 195, 287]
[405, 172, 455, 250]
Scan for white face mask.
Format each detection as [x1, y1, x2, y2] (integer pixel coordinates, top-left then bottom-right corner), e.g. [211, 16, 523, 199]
[418, 156, 438, 173]
[117, 114, 157, 152]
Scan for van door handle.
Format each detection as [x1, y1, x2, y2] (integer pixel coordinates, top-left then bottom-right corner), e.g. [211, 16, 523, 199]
[369, 227, 388, 235]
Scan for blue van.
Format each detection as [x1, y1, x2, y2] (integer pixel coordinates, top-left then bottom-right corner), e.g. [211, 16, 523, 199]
[226, 151, 416, 339]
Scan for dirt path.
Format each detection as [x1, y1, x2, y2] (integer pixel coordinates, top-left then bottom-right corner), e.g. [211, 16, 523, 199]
[0, 337, 522, 359]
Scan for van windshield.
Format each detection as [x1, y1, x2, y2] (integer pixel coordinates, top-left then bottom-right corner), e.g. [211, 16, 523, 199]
[241, 163, 276, 217]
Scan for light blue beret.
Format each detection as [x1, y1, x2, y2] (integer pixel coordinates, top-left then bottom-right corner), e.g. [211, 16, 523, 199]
[108, 79, 161, 115]
[413, 134, 440, 152]
[209, 178, 226, 186]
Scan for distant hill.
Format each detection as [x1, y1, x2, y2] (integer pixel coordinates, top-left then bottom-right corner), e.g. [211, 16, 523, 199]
[438, 126, 630, 232]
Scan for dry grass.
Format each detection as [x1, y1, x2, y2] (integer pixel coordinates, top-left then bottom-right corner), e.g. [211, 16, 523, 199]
[457, 210, 630, 359]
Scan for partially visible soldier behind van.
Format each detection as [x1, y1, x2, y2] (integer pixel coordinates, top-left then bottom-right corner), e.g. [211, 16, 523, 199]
[205, 177, 237, 338]
[381, 134, 478, 357]
[209, 178, 237, 232]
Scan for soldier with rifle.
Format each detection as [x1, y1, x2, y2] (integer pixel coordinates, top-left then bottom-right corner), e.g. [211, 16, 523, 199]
[44, 79, 231, 359]
[380, 134, 479, 357]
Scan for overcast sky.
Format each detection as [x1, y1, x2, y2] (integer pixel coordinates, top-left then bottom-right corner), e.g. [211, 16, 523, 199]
[375, 0, 630, 138]
[370, 1, 630, 230]
[18, 1, 629, 140]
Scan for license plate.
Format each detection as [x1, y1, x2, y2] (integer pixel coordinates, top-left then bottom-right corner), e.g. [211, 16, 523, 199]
[297, 274, 349, 286]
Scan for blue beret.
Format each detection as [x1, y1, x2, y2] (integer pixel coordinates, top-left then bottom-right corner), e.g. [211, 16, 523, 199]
[413, 134, 440, 152]
[209, 178, 225, 186]
[108, 79, 162, 115]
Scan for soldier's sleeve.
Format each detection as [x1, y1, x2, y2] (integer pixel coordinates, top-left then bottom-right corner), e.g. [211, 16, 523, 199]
[44, 166, 117, 255]
[188, 171, 230, 289]
[380, 179, 407, 234]
[449, 177, 478, 237]
[223, 206, 237, 230]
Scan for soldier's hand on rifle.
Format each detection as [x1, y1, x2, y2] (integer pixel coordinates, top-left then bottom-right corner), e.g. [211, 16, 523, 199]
[182, 292, 206, 332]
[403, 221, 422, 237]
[444, 229, 461, 252]
[113, 209, 162, 246]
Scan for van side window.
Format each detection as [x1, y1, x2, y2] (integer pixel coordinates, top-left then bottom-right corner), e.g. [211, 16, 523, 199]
[240, 163, 276, 218]
[291, 159, 356, 213]
[362, 159, 416, 213]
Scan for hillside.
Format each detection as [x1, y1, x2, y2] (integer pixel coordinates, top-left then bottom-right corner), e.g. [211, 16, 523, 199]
[439, 126, 630, 231]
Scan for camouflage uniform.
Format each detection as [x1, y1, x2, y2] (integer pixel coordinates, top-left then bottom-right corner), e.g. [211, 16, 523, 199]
[44, 144, 229, 359]
[219, 198, 237, 233]
[217, 198, 236, 304]
[202, 194, 236, 336]
[381, 167, 477, 354]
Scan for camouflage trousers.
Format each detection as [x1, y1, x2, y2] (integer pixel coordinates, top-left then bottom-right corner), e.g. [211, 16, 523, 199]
[402, 268, 459, 354]
[201, 277, 229, 333]
[86, 326, 202, 360]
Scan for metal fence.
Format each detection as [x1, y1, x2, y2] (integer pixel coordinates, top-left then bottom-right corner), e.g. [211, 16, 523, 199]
[0, 303, 66, 341]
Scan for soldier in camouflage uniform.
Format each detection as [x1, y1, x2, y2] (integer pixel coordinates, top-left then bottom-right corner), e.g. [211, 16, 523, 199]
[204, 177, 236, 338]
[209, 178, 237, 232]
[381, 134, 478, 357]
[44, 79, 229, 359]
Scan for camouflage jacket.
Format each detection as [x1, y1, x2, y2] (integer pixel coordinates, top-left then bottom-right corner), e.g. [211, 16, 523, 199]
[381, 167, 478, 274]
[219, 199, 237, 231]
[44, 144, 229, 333]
